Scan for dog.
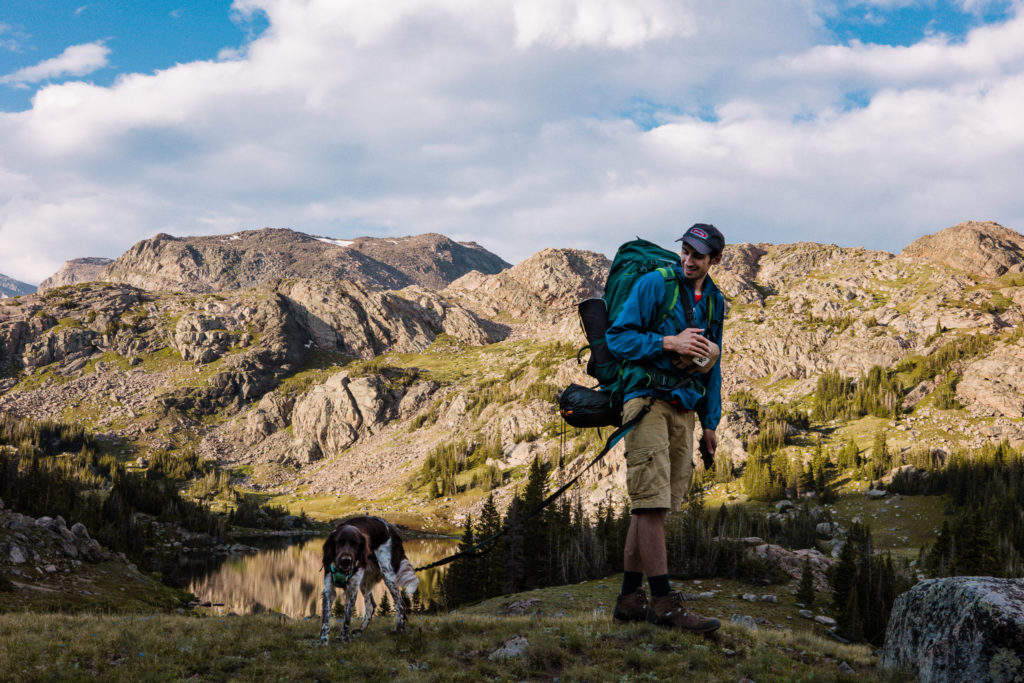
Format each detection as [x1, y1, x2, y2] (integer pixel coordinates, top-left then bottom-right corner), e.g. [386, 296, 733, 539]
[319, 516, 419, 644]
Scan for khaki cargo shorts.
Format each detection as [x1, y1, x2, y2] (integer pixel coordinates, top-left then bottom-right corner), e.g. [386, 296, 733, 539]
[622, 397, 696, 512]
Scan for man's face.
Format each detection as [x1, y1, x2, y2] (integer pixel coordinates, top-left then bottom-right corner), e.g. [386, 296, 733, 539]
[681, 243, 721, 282]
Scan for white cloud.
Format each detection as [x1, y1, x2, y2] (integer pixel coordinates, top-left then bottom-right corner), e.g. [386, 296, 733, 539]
[0, 41, 110, 87]
[0, 0, 1023, 284]
[512, 0, 697, 49]
[956, 0, 1016, 13]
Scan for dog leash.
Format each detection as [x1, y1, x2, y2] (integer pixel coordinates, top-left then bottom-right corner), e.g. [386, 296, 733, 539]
[414, 399, 654, 572]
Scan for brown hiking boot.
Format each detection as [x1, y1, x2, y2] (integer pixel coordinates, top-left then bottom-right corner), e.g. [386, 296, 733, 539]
[613, 587, 649, 622]
[647, 591, 721, 633]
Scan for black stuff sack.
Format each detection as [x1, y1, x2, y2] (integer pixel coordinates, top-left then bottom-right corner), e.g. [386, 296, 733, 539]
[558, 384, 621, 429]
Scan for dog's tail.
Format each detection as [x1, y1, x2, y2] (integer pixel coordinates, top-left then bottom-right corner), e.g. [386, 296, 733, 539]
[395, 558, 419, 595]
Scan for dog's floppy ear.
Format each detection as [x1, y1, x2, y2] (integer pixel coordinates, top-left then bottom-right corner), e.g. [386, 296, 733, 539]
[322, 533, 336, 572]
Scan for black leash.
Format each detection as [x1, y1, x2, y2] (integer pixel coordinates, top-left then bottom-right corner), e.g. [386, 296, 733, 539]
[415, 399, 653, 572]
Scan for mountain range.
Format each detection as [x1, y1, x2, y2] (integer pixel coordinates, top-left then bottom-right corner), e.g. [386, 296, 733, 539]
[0, 273, 35, 298]
[1, 219, 1023, 522]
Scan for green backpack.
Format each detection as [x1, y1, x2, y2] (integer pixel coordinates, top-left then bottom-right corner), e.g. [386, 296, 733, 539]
[579, 238, 683, 388]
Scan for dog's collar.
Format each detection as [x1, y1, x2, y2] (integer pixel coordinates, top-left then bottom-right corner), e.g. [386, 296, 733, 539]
[330, 564, 354, 586]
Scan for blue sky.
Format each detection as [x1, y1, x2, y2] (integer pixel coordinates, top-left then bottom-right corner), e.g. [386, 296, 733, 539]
[2, 0, 1024, 284]
[0, 2, 266, 111]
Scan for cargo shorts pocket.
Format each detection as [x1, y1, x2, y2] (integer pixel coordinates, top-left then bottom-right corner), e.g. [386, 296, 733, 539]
[626, 447, 662, 502]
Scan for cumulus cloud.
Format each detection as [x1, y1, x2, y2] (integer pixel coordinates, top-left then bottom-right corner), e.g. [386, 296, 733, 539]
[0, 41, 110, 87]
[1, 0, 1023, 284]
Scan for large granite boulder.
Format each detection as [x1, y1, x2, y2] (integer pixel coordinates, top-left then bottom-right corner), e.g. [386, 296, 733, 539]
[880, 577, 1024, 682]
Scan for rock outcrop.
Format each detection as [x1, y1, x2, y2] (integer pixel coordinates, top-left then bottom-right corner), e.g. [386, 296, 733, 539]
[447, 247, 608, 323]
[880, 577, 1024, 682]
[38, 257, 113, 293]
[102, 229, 508, 294]
[1, 506, 112, 571]
[901, 221, 1024, 278]
[956, 338, 1024, 417]
[277, 279, 498, 358]
[289, 371, 435, 462]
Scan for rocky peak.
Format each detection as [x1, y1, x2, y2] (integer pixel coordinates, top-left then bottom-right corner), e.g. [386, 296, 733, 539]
[38, 258, 113, 294]
[342, 233, 510, 290]
[446, 247, 609, 322]
[900, 220, 1024, 278]
[102, 228, 509, 294]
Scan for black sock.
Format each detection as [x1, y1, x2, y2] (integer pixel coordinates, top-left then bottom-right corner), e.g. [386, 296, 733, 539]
[620, 571, 643, 596]
[648, 574, 671, 598]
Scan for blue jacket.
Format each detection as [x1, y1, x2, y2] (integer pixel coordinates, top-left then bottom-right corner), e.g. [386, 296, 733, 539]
[605, 267, 724, 430]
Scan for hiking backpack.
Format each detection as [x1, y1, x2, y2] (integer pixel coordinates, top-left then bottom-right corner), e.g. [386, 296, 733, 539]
[559, 238, 687, 428]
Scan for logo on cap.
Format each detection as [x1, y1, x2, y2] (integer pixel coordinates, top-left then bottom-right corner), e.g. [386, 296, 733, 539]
[690, 227, 708, 240]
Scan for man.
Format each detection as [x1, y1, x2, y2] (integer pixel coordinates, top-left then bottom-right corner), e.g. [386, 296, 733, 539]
[605, 223, 725, 632]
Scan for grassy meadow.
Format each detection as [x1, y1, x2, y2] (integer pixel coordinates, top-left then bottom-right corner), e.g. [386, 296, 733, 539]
[1, 576, 912, 682]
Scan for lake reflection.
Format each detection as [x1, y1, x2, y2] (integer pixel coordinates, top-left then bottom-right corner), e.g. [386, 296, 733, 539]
[188, 535, 457, 618]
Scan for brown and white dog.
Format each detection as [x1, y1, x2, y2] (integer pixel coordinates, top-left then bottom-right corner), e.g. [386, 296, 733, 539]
[319, 516, 419, 644]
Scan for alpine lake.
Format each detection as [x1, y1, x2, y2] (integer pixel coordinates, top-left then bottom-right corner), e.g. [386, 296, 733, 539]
[175, 532, 458, 618]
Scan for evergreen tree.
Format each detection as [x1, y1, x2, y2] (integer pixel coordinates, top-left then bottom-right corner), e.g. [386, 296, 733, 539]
[954, 509, 999, 576]
[837, 438, 860, 471]
[502, 494, 525, 593]
[714, 449, 734, 483]
[477, 494, 505, 596]
[925, 521, 954, 576]
[796, 557, 815, 607]
[831, 537, 858, 611]
[379, 591, 392, 616]
[520, 455, 550, 589]
[838, 583, 864, 641]
[867, 429, 890, 480]
[442, 515, 480, 606]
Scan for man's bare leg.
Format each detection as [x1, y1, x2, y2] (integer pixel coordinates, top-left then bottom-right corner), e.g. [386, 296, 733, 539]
[624, 508, 668, 575]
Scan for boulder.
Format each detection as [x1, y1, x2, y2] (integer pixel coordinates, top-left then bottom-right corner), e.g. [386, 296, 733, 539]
[775, 499, 794, 512]
[489, 635, 530, 660]
[245, 392, 295, 443]
[290, 372, 393, 462]
[880, 577, 1024, 682]
[172, 313, 232, 363]
[730, 614, 758, 630]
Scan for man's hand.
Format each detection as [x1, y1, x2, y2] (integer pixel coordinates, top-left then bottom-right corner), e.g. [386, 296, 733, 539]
[662, 328, 711, 357]
[698, 428, 717, 470]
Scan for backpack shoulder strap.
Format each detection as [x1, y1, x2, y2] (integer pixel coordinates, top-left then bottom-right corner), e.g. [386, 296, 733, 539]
[653, 267, 682, 329]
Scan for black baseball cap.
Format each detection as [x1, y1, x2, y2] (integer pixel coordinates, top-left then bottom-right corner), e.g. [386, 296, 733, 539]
[677, 223, 725, 255]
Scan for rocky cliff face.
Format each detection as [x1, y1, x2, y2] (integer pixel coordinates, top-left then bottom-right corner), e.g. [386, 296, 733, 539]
[37, 258, 113, 294]
[880, 577, 1024, 682]
[277, 279, 499, 358]
[101, 229, 508, 294]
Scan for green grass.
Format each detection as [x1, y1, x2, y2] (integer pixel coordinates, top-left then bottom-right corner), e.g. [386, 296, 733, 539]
[831, 494, 950, 559]
[0, 577, 910, 682]
[0, 561, 190, 615]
